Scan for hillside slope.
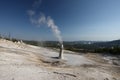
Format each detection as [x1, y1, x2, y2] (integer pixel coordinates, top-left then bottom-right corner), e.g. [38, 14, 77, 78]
[0, 39, 119, 80]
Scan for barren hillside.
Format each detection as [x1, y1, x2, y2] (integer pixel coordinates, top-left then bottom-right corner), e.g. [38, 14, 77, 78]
[0, 39, 119, 80]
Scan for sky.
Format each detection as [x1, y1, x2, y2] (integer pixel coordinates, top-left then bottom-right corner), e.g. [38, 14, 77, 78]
[0, 0, 120, 41]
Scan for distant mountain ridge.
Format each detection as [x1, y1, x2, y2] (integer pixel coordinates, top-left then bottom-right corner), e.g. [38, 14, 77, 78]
[93, 39, 120, 47]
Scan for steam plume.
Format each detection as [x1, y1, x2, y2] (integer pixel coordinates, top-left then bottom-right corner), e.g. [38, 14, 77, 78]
[28, 0, 63, 44]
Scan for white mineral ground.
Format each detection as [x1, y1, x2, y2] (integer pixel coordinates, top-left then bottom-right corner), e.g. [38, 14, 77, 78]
[0, 39, 120, 80]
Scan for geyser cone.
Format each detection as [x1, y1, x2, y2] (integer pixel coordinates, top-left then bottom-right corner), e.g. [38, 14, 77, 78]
[59, 44, 64, 59]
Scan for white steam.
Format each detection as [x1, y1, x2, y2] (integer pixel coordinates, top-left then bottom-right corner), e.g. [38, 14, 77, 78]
[47, 16, 62, 43]
[28, 0, 63, 44]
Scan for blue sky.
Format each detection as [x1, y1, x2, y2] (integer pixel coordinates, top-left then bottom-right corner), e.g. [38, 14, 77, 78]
[0, 0, 120, 41]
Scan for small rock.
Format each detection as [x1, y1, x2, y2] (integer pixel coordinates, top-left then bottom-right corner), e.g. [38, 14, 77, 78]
[112, 77, 117, 80]
[104, 78, 109, 80]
